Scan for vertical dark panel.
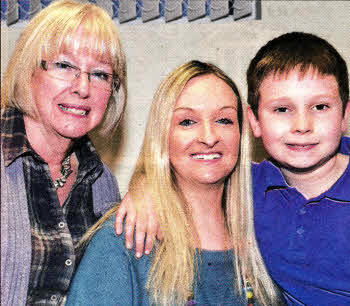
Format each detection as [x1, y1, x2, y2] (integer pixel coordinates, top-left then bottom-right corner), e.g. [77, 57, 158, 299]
[255, 0, 261, 20]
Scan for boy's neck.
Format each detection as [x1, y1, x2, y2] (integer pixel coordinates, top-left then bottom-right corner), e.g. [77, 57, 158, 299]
[280, 153, 349, 200]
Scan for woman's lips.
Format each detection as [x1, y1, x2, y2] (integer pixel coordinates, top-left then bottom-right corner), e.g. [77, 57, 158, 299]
[190, 153, 222, 160]
[58, 104, 90, 116]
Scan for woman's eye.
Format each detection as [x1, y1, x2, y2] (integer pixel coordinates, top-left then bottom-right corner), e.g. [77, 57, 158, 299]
[313, 104, 329, 111]
[91, 71, 110, 82]
[54, 61, 75, 70]
[274, 107, 289, 113]
[216, 118, 233, 125]
[179, 119, 195, 127]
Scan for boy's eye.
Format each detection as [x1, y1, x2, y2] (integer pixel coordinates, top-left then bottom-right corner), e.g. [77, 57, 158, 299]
[179, 119, 196, 126]
[274, 107, 289, 113]
[313, 104, 329, 111]
[216, 118, 233, 125]
[91, 71, 111, 82]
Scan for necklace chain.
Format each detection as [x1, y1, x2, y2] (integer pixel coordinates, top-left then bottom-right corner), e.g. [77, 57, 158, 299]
[53, 155, 73, 189]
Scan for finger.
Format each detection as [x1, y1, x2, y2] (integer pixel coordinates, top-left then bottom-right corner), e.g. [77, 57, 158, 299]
[124, 212, 136, 250]
[134, 220, 147, 258]
[144, 224, 157, 255]
[115, 192, 135, 235]
[114, 203, 127, 235]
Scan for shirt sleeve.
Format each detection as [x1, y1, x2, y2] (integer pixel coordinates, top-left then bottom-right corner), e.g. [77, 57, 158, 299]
[339, 136, 350, 155]
[66, 221, 135, 305]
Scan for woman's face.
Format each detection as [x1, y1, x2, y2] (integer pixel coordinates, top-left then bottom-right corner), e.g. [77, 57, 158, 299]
[30, 46, 112, 139]
[169, 74, 240, 188]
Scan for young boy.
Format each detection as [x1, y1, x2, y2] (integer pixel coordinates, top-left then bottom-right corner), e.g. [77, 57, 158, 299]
[116, 32, 350, 305]
[246, 32, 350, 305]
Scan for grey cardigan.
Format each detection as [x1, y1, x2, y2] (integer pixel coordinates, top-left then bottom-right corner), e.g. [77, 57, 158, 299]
[1, 153, 120, 306]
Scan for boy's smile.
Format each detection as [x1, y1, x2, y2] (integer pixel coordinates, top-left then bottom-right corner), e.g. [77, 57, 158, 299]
[248, 68, 350, 174]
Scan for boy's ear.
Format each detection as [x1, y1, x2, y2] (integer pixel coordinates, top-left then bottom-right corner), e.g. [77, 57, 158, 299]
[341, 100, 350, 134]
[247, 106, 262, 138]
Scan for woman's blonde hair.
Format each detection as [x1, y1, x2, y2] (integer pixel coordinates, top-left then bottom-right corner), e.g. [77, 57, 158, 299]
[131, 61, 281, 304]
[1, 0, 126, 135]
[85, 61, 282, 305]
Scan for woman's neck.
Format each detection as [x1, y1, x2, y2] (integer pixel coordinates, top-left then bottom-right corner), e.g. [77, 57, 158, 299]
[24, 115, 73, 166]
[178, 180, 232, 251]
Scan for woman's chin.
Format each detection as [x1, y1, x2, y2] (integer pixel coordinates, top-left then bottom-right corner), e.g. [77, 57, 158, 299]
[56, 126, 93, 140]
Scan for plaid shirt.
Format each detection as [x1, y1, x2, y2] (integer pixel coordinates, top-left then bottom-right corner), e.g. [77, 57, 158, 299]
[1, 108, 104, 305]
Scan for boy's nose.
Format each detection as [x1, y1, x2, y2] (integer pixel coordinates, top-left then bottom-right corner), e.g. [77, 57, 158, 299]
[71, 72, 90, 99]
[292, 112, 313, 134]
[198, 122, 219, 147]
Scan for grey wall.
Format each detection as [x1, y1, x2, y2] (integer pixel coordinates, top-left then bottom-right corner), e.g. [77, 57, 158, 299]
[2, 1, 349, 195]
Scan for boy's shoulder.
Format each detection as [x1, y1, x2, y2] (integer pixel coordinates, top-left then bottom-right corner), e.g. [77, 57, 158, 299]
[339, 136, 350, 155]
[251, 160, 286, 187]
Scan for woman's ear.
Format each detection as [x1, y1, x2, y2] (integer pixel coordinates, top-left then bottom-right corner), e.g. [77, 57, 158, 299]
[246, 106, 262, 138]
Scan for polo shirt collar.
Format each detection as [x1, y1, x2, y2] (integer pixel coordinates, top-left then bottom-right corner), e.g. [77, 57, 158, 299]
[259, 157, 350, 204]
[258, 159, 289, 190]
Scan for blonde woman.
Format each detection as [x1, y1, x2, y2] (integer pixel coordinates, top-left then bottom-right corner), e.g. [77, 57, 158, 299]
[67, 61, 283, 305]
[1, 1, 126, 304]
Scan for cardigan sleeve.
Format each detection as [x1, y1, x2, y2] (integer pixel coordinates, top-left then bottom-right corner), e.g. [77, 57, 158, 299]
[1, 154, 31, 306]
[92, 163, 121, 217]
[66, 218, 150, 306]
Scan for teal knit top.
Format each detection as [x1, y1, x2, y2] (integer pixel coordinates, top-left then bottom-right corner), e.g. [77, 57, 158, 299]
[67, 216, 245, 305]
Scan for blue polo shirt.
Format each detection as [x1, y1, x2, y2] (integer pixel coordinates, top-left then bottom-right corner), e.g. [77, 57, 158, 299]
[253, 136, 350, 306]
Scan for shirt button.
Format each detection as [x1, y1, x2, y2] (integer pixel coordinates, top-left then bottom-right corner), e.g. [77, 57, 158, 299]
[50, 295, 57, 301]
[297, 227, 304, 235]
[299, 208, 306, 215]
[65, 259, 73, 266]
[58, 222, 65, 228]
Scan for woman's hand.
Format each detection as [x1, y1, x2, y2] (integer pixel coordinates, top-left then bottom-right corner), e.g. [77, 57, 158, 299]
[115, 191, 162, 258]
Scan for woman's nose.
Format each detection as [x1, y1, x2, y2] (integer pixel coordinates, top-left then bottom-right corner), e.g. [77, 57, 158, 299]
[198, 122, 219, 147]
[71, 72, 90, 99]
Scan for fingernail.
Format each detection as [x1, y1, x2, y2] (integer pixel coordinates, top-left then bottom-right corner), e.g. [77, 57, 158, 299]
[126, 243, 132, 249]
[135, 252, 141, 258]
[145, 250, 150, 255]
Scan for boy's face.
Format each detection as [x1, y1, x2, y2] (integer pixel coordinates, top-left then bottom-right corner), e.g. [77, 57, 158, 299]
[248, 68, 350, 173]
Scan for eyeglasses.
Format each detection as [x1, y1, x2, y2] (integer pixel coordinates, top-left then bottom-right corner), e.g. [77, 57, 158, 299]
[41, 60, 114, 91]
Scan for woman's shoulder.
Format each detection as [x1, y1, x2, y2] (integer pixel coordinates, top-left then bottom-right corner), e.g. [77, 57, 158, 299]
[85, 215, 126, 255]
[82, 215, 152, 284]
[86, 216, 152, 267]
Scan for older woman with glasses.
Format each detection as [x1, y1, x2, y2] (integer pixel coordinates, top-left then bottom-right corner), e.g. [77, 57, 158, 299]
[1, 0, 126, 304]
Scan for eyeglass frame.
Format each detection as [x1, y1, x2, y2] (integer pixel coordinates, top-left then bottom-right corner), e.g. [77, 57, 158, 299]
[40, 60, 120, 91]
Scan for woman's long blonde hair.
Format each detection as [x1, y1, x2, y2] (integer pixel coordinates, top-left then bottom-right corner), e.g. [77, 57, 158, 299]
[85, 61, 282, 305]
[1, 0, 126, 136]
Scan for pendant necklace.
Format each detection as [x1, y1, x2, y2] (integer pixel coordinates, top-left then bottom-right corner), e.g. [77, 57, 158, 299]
[53, 155, 73, 189]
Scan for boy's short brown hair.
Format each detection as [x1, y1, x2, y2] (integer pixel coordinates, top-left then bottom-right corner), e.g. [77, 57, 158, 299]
[247, 32, 349, 117]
